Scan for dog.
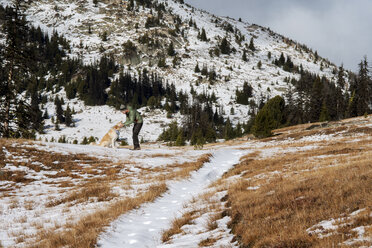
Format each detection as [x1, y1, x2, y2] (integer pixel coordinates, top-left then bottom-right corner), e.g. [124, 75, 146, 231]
[92, 122, 122, 148]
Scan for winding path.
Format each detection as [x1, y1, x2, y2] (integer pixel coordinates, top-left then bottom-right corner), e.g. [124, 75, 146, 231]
[97, 149, 244, 248]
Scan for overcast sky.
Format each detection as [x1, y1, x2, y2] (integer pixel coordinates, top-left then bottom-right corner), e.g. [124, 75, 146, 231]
[184, 0, 372, 72]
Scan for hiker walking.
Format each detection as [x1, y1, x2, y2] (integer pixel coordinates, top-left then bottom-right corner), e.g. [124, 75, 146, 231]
[119, 104, 143, 150]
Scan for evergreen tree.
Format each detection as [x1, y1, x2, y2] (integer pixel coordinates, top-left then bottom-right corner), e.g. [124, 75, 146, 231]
[334, 86, 346, 120]
[248, 37, 255, 51]
[175, 130, 185, 146]
[242, 49, 247, 62]
[223, 118, 234, 140]
[278, 52, 285, 66]
[127, 0, 134, 11]
[219, 37, 231, 55]
[30, 92, 44, 133]
[65, 105, 73, 127]
[251, 96, 285, 138]
[308, 78, 323, 122]
[319, 100, 330, 122]
[267, 51, 272, 60]
[147, 96, 157, 109]
[158, 57, 166, 68]
[55, 97, 65, 124]
[194, 63, 200, 73]
[0, 1, 31, 137]
[199, 28, 208, 41]
[336, 65, 346, 89]
[257, 60, 262, 69]
[201, 64, 208, 76]
[167, 41, 176, 56]
[355, 57, 371, 116]
[236, 82, 253, 105]
[15, 101, 35, 138]
[55, 120, 61, 131]
[81, 136, 88, 145]
[43, 108, 49, 119]
[235, 122, 243, 137]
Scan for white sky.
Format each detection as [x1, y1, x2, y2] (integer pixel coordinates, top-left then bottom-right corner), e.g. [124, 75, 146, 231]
[184, 0, 372, 72]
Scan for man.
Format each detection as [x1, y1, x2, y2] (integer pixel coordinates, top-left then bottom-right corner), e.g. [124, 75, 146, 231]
[119, 104, 143, 150]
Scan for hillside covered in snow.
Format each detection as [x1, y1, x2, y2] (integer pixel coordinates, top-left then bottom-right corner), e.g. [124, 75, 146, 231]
[0, 0, 357, 144]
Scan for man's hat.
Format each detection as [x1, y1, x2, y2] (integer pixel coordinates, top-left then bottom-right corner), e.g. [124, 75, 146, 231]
[119, 104, 126, 110]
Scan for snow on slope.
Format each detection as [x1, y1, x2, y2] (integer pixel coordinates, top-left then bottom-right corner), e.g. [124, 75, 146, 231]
[0, 0, 344, 142]
[39, 89, 183, 143]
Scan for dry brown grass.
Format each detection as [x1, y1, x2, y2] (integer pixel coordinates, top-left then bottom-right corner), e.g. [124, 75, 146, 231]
[33, 183, 167, 248]
[161, 189, 226, 244]
[224, 136, 372, 247]
[46, 183, 118, 207]
[198, 237, 218, 247]
[143, 153, 174, 158]
[206, 212, 220, 231]
[13, 146, 211, 248]
[0, 139, 117, 187]
[162, 211, 197, 242]
[156, 154, 212, 181]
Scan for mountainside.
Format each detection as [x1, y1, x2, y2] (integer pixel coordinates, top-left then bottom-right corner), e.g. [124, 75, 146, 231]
[0, 0, 351, 143]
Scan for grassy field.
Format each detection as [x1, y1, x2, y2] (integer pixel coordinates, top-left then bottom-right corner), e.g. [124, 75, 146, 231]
[162, 116, 372, 247]
[1, 115, 371, 247]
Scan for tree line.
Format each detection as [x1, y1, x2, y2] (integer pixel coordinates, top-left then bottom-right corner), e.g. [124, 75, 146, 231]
[251, 57, 372, 138]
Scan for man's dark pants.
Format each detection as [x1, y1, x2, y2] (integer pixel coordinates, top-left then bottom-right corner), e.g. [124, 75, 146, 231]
[133, 123, 143, 149]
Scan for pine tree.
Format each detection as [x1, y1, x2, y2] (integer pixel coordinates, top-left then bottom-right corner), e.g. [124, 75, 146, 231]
[251, 96, 285, 138]
[88, 24, 92, 34]
[43, 109, 49, 119]
[194, 63, 200, 73]
[355, 57, 371, 116]
[336, 65, 346, 89]
[242, 49, 247, 62]
[201, 64, 208, 76]
[127, 0, 134, 11]
[267, 51, 272, 60]
[248, 37, 255, 51]
[257, 60, 262, 69]
[175, 131, 185, 146]
[15, 101, 35, 139]
[55, 97, 65, 124]
[30, 92, 44, 133]
[167, 41, 175, 56]
[65, 105, 73, 127]
[55, 120, 61, 131]
[219, 37, 231, 55]
[235, 122, 243, 137]
[319, 100, 330, 122]
[81, 137, 88, 145]
[278, 52, 285, 65]
[0, 1, 31, 137]
[308, 78, 323, 122]
[199, 28, 208, 41]
[223, 118, 234, 140]
[158, 57, 166, 68]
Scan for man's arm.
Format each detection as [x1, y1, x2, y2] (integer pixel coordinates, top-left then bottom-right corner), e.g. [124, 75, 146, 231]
[122, 111, 135, 126]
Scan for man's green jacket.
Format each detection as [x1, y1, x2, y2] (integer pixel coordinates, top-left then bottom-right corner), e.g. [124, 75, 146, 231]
[123, 106, 143, 126]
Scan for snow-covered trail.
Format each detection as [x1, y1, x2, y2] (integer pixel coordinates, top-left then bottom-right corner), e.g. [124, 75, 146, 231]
[97, 149, 245, 248]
